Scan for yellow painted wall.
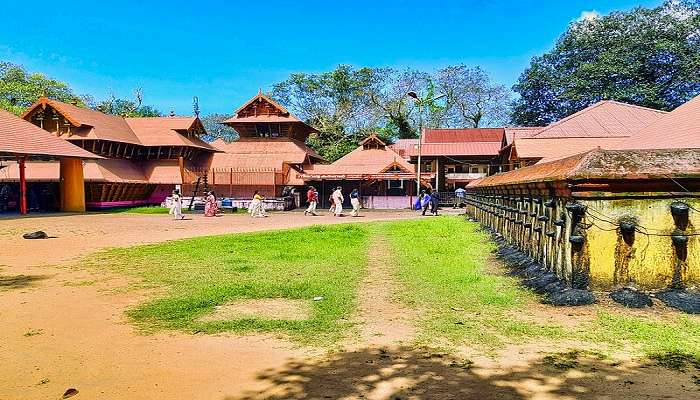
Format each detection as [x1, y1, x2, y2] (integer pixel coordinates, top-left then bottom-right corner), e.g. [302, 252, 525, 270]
[59, 157, 86, 212]
[583, 198, 700, 290]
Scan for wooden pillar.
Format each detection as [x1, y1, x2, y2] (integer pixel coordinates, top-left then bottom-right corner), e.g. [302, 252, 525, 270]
[18, 156, 27, 215]
[229, 168, 233, 198]
[59, 157, 86, 212]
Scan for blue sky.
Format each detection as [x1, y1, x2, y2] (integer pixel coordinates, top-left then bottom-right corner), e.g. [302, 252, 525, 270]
[1, 0, 661, 115]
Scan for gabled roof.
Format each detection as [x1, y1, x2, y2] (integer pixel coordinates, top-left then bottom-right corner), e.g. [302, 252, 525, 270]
[222, 92, 319, 141]
[234, 90, 292, 116]
[125, 117, 216, 151]
[423, 128, 504, 143]
[22, 98, 142, 145]
[0, 109, 99, 159]
[388, 139, 418, 159]
[618, 95, 700, 150]
[504, 127, 543, 145]
[510, 137, 627, 163]
[304, 134, 415, 176]
[531, 100, 667, 139]
[207, 137, 324, 172]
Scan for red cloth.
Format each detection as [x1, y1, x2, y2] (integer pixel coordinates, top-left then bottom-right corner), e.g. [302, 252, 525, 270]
[307, 189, 318, 202]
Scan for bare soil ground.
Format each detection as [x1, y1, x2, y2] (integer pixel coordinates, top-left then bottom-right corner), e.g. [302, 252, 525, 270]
[1, 210, 698, 399]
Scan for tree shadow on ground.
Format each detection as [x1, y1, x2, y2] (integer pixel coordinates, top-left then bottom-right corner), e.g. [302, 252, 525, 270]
[0, 274, 49, 290]
[228, 346, 697, 400]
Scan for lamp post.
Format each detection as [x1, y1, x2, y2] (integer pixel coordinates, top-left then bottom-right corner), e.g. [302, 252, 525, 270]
[407, 91, 446, 194]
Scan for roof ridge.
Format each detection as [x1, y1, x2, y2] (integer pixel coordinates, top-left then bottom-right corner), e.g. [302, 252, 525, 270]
[603, 100, 668, 114]
[531, 101, 609, 137]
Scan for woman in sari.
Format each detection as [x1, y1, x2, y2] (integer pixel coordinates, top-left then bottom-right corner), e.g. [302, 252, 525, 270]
[169, 189, 184, 220]
[249, 191, 267, 218]
[204, 191, 219, 217]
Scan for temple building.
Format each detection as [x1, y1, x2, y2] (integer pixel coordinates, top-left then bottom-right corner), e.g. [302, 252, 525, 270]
[499, 101, 667, 169]
[0, 97, 217, 210]
[299, 134, 429, 208]
[392, 128, 506, 191]
[200, 92, 325, 198]
[0, 109, 98, 213]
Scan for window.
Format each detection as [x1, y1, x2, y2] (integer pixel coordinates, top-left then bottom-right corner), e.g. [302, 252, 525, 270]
[470, 167, 479, 174]
[388, 180, 403, 189]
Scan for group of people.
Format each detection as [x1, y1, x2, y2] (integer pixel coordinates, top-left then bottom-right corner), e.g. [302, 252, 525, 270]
[305, 186, 361, 217]
[415, 189, 440, 216]
[168, 189, 221, 220]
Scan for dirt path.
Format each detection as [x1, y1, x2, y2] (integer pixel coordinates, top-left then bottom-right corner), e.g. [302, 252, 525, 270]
[0, 210, 417, 400]
[352, 234, 417, 347]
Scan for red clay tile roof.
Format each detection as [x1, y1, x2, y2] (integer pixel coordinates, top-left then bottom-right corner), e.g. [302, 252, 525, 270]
[531, 100, 667, 139]
[504, 127, 543, 145]
[0, 109, 99, 159]
[22, 98, 142, 145]
[419, 142, 503, 157]
[618, 95, 700, 150]
[511, 137, 628, 163]
[423, 128, 504, 143]
[388, 139, 419, 159]
[125, 117, 216, 151]
[470, 147, 700, 189]
[305, 138, 415, 176]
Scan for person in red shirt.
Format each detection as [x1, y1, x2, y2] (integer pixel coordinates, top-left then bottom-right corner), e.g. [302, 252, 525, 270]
[304, 186, 318, 216]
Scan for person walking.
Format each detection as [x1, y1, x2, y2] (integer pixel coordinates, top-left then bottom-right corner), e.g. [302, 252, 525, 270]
[454, 186, 466, 208]
[331, 186, 344, 216]
[304, 186, 318, 216]
[350, 188, 361, 217]
[430, 190, 440, 216]
[204, 191, 219, 217]
[249, 190, 267, 218]
[421, 190, 432, 216]
[169, 189, 184, 220]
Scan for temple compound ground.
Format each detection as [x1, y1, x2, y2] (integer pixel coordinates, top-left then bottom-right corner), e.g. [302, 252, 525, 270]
[1, 211, 699, 399]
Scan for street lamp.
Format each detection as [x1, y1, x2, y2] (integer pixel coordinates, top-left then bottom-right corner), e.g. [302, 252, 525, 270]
[407, 91, 446, 195]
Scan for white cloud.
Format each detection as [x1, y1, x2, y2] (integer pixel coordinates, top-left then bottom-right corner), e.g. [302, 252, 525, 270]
[577, 10, 601, 22]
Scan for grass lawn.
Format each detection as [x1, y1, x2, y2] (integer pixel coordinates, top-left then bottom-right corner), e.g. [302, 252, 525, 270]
[379, 217, 564, 349]
[82, 216, 700, 361]
[85, 224, 368, 344]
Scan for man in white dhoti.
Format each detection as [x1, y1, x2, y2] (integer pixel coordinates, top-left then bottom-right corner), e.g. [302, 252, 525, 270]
[169, 189, 184, 220]
[331, 186, 344, 216]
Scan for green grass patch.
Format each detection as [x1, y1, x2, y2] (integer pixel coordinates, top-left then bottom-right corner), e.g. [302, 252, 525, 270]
[377, 216, 564, 350]
[83, 224, 369, 344]
[583, 312, 700, 365]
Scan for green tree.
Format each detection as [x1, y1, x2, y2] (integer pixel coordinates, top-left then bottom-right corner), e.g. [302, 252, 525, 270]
[512, 0, 700, 126]
[0, 61, 85, 115]
[200, 113, 238, 142]
[91, 88, 162, 117]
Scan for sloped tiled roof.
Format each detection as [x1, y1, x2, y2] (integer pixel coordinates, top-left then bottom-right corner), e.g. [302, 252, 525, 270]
[423, 128, 504, 143]
[22, 98, 142, 144]
[511, 137, 627, 163]
[388, 139, 419, 159]
[504, 126, 543, 145]
[125, 117, 216, 150]
[419, 142, 503, 157]
[470, 147, 700, 189]
[307, 135, 415, 176]
[0, 109, 99, 159]
[531, 100, 667, 139]
[618, 95, 700, 150]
